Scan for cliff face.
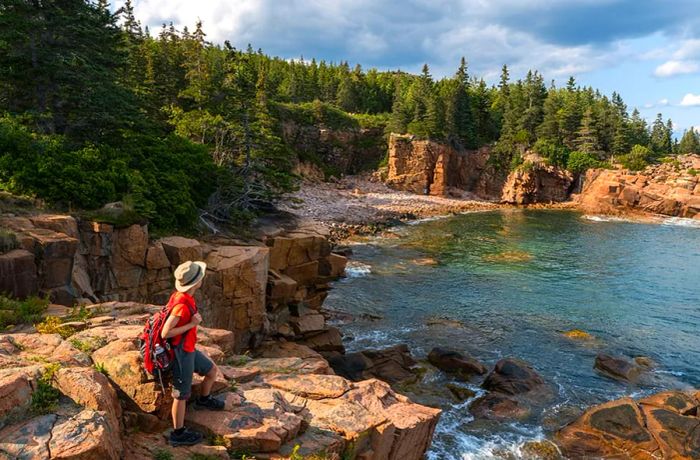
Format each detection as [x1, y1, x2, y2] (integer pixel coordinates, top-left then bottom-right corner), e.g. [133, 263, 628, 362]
[501, 155, 574, 204]
[576, 154, 700, 218]
[385, 133, 505, 199]
[282, 121, 386, 176]
[0, 215, 346, 352]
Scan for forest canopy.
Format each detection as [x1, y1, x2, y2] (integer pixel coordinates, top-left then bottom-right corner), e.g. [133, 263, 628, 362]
[0, 0, 687, 231]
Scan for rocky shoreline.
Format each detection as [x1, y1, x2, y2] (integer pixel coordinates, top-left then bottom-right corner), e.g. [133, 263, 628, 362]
[1, 153, 699, 459]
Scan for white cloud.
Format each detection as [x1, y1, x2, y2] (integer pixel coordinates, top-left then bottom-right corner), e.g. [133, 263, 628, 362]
[654, 60, 700, 77]
[113, 0, 651, 83]
[658, 98, 669, 106]
[680, 93, 700, 106]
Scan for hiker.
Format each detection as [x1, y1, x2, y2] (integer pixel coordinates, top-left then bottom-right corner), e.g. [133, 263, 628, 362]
[161, 260, 225, 446]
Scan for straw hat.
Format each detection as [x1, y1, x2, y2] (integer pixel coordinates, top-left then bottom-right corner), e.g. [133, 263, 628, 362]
[174, 260, 207, 292]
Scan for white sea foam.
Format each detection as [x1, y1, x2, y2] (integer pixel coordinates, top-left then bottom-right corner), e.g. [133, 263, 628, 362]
[662, 217, 700, 228]
[407, 215, 451, 225]
[582, 214, 637, 223]
[344, 261, 372, 277]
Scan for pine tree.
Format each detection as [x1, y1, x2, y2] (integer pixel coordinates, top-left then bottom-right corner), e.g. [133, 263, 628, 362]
[575, 108, 600, 155]
[0, 0, 137, 139]
[678, 128, 700, 154]
[649, 114, 672, 156]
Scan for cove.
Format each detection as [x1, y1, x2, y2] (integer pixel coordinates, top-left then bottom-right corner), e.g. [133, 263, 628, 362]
[327, 209, 700, 458]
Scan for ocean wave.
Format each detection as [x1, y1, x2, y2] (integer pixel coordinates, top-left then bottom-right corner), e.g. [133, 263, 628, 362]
[582, 214, 638, 223]
[344, 261, 372, 277]
[661, 217, 700, 228]
[428, 421, 546, 460]
[407, 215, 451, 225]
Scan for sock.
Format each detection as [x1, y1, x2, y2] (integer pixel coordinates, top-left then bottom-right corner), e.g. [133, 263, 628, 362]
[174, 427, 185, 435]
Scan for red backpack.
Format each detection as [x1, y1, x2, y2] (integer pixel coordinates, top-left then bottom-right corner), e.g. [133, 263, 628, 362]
[139, 292, 195, 389]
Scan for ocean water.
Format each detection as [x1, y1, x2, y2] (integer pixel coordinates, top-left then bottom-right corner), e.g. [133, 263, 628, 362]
[326, 209, 700, 459]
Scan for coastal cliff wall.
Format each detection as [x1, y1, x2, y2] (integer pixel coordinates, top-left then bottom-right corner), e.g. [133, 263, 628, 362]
[385, 133, 505, 199]
[500, 154, 574, 205]
[0, 215, 347, 352]
[282, 121, 386, 177]
[576, 154, 700, 219]
[385, 133, 572, 203]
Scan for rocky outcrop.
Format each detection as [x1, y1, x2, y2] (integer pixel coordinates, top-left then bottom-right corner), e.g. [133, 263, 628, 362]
[0, 304, 441, 460]
[264, 225, 348, 353]
[282, 122, 386, 176]
[328, 344, 418, 384]
[1, 212, 347, 352]
[576, 154, 700, 219]
[594, 353, 645, 383]
[470, 358, 551, 421]
[428, 347, 487, 378]
[555, 390, 700, 459]
[501, 155, 574, 204]
[386, 133, 504, 199]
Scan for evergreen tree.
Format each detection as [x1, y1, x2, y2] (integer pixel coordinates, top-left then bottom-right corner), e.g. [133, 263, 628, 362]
[649, 114, 672, 156]
[575, 108, 599, 155]
[0, 0, 137, 139]
[678, 128, 700, 154]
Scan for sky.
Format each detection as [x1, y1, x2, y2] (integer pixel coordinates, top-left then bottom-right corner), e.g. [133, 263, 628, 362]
[115, 0, 700, 136]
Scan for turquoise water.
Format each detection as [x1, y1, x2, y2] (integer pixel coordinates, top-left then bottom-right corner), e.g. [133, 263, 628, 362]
[326, 210, 700, 459]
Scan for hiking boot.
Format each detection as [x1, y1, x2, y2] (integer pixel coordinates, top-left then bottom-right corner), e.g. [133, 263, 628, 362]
[169, 427, 203, 446]
[194, 394, 225, 410]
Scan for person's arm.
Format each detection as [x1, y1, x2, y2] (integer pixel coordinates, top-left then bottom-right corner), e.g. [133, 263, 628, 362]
[161, 312, 202, 339]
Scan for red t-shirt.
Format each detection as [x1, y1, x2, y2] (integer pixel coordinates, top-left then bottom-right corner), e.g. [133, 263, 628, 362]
[168, 291, 197, 352]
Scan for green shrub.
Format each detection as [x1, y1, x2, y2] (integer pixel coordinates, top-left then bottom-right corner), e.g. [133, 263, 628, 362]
[30, 363, 61, 415]
[618, 144, 652, 171]
[93, 362, 108, 375]
[533, 139, 570, 168]
[0, 295, 49, 328]
[0, 115, 217, 232]
[688, 168, 698, 176]
[36, 316, 75, 339]
[0, 229, 18, 254]
[274, 101, 360, 131]
[567, 151, 602, 174]
[351, 112, 390, 129]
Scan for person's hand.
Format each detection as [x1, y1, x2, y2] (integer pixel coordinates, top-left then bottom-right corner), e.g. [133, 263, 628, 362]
[191, 313, 203, 326]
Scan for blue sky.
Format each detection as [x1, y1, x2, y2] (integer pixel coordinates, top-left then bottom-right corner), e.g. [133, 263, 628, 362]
[117, 0, 700, 135]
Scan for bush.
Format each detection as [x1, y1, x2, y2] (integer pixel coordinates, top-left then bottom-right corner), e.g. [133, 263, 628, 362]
[36, 316, 75, 339]
[0, 295, 49, 329]
[30, 363, 61, 415]
[351, 112, 390, 130]
[533, 139, 570, 168]
[567, 151, 602, 174]
[618, 144, 652, 171]
[274, 101, 360, 131]
[0, 115, 217, 232]
[688, 168, 698, 176]
[0, 229, 18, 254]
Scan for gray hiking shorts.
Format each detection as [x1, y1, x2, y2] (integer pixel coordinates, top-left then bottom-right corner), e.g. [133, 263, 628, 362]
[171, 347, 214, 400]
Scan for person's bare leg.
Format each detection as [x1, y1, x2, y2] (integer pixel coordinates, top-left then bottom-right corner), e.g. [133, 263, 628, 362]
[200, 364, 218, 397]
[172, 399, 187, 429]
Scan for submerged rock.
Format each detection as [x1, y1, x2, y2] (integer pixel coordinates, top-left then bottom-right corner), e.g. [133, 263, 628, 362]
[445, 383, 476, 402]
[594, 353, 644, 382]
[482, 358, 547, 396]
[561, 329, 593, 340]
[469, 392, 531, 421]
[329, 344, 418, 384]
[428, 347, 487, 378]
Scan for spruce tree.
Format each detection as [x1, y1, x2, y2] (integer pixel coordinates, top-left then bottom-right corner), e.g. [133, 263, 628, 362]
[678, 128, 700, 154]
[575, 108, 599, 155]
